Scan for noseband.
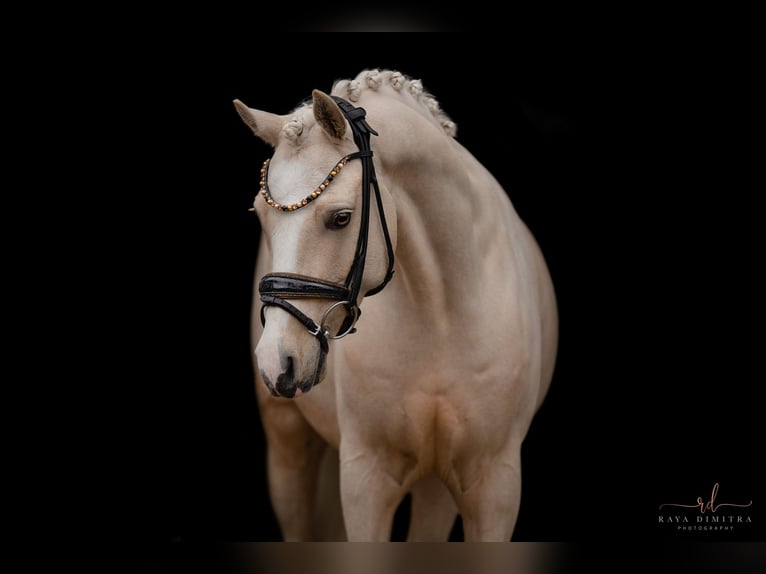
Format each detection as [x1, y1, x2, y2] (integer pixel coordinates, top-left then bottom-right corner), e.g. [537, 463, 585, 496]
[257, 96, 395, 353]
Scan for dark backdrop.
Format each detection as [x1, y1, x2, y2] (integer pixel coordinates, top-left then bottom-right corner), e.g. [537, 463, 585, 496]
[108, 36, 763, 562]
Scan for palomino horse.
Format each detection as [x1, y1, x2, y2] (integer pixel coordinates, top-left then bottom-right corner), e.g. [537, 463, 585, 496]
[234, 69, 558, 541]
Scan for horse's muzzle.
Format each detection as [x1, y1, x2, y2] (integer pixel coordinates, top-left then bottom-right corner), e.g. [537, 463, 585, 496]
[258, 347, 327, 399]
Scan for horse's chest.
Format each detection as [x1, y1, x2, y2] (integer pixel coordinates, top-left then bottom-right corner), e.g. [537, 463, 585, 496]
[344, 380, 514, 466]
[300, 338, 525, 466]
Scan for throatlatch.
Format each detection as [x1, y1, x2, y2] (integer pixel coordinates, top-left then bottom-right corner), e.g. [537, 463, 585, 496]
[258, 96, 395, 353]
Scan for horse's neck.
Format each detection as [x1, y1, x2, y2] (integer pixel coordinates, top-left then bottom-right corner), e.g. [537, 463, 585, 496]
[376, 121, 523, 317]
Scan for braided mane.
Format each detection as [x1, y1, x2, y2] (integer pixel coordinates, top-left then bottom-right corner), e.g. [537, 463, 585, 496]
[331, 69, 457, 138]
[278, 69, 458, 143]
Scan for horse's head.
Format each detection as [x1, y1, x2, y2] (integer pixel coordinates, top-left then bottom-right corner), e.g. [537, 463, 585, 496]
[235, 89, 397, 397]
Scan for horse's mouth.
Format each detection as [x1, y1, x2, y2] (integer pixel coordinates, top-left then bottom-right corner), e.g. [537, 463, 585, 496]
[261, 348, 327, 398]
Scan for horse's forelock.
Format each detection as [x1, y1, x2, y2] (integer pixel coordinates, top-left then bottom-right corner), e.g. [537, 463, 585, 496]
[281, 117, 304, 140]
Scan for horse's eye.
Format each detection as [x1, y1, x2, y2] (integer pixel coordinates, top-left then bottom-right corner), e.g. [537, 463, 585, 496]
[328, 210, 352, 229]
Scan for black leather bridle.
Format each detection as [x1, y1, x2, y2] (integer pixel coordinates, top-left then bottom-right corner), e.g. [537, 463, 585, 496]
[258, 96, 395, 353]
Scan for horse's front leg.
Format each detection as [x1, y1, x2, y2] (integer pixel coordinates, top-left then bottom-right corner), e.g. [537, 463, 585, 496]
[450, 437, 524, 541]
[339, 438, 416, 541]
[256, 381, 326, 541]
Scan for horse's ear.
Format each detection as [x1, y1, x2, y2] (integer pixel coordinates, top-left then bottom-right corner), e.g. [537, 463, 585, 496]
[233, 99, 282, 146]
[312, 89, 346, 139]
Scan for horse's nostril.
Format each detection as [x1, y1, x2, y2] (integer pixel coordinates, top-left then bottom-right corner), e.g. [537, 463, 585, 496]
[283, 355, 295, 380]
[275, 356, 296, 397]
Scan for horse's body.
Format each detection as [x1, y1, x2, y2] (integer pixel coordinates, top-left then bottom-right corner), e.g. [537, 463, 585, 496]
[234, 70, 558, 541]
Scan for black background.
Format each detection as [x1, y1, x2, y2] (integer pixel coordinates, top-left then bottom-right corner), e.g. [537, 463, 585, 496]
[103, 34, 764, 568]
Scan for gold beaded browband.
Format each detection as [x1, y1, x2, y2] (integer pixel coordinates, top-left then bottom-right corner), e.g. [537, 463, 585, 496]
[259, 154, 354, 212]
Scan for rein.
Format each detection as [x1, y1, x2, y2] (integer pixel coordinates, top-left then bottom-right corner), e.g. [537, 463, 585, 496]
[258, 96, 395, 353]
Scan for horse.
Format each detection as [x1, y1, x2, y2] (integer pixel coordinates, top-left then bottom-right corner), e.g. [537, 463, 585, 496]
[233, 69, 558, 541]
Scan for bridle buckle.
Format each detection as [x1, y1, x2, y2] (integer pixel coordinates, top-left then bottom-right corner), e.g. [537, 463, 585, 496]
[319, 300, 359, 340]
